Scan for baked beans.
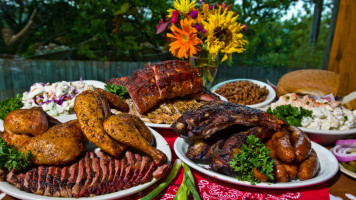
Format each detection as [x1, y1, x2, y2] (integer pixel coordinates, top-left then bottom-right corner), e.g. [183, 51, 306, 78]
[215, 80, 269, 105]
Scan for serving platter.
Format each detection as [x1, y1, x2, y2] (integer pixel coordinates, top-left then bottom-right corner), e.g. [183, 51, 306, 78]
[339, 163, 356, 179]
[174, 137, 338, 189]
[210, 79, 276, 108]
[299, 127, 356, 145]
[0, 126, 172, 200]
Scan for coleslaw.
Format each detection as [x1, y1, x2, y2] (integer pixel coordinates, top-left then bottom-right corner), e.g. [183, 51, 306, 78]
[22, 81, 94, 116]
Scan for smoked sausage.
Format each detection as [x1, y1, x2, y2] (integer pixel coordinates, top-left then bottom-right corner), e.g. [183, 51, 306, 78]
[274, 160, 289, 182]
[297, 149, 319, 180]
[265, 138, 289, 182]
[272, 130, 295, 163]
[289, 126, 311, 162]
[281, 162, 298, 179]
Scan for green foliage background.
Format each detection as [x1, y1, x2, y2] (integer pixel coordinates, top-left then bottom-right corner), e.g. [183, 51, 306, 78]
[0, 0, 332, 68]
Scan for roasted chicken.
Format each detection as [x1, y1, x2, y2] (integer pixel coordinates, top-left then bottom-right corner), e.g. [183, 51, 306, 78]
[113, 113, 155, 146]
[74, 90, 126, 157]
[2, 107, 61, 147]
[20, 120, 84, 165]
[3, 107, 59, 137]
[74, 88, 160, 165]
[103, 114, 166, 165]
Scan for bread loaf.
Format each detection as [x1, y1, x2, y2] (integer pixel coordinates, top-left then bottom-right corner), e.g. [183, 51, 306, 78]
[342, 91, 356, 110]
[276, 69, 340, 97]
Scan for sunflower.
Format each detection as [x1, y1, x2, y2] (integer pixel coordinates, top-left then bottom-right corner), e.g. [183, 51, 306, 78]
[166, 18, 202, 59]
[173, 0, 196, 15]
[203, 8, 247, 62]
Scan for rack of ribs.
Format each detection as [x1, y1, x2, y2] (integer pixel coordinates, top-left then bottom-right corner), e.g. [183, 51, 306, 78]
[107, 60, 206, 114]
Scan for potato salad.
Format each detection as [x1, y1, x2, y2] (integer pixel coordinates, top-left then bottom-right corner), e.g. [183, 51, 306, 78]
[22, 81, 93, 116]
[270, 93, 356, 130]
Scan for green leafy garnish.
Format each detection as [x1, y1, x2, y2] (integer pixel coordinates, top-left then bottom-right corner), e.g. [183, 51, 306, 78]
[267, 104, 313, 127]
[104, 84, 128, 98]
[0, 94, 24, 120]
[229, 135, 274, 185]
[0, 138, 32, 171]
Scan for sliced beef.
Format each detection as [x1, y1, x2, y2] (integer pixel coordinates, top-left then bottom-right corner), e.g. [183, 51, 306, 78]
[4, 150, 167, 198]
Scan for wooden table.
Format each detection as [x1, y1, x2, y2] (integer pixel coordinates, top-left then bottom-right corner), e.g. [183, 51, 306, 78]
[328, 172, 356, 199]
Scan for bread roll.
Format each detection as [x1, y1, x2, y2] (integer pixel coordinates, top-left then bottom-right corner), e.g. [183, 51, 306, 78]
[342, 91, 356, 110]
[276, 69, 340, 97]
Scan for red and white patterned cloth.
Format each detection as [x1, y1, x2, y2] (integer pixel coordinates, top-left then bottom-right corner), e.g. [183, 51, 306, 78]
[122, 128, 330, 200]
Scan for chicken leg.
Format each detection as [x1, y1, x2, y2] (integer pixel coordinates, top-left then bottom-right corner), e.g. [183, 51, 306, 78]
[103, 114, 167, 165]
[74, 90, 125, 157]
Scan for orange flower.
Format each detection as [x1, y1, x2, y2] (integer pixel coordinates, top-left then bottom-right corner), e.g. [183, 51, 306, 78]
[166, 18, 202, 59]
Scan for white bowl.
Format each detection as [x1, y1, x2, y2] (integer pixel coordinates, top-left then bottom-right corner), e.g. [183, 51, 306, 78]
[299, 127, 356, 146]
[211, 79, 276, 108]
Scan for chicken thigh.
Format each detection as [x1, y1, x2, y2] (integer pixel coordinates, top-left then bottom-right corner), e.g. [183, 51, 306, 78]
[20, 120, 83, 165]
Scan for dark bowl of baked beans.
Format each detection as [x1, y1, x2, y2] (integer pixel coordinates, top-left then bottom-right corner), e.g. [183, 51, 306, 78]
[211, 79, 276, 108]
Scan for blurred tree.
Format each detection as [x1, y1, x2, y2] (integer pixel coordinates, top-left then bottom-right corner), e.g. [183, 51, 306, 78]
[70, 0, 171, 61]
[0, 0, 332, 68]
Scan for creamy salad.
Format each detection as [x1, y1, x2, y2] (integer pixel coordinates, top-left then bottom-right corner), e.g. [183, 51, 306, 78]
[270, 93, 356, 130]
[22, 81, 94, 116]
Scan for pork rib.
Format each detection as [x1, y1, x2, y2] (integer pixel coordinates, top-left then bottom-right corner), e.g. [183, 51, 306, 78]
[107, 60, 207, 114]
[171, 100, 289, 139]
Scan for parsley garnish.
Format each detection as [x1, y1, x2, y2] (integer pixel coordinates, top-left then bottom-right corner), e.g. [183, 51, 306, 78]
[104, 84, 128, 98]
[229, 135, 274, 185]
[0, 94, 23, 120]
[267, 104, 313, 127]
[0, 138, 32, 171]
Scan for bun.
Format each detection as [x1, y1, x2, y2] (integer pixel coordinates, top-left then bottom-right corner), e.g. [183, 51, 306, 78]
[342, 91, 356, 110]
[276, 69, 340, 97]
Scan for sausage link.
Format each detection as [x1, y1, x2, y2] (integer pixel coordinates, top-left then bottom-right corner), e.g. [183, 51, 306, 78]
[297, 149, 319, 180]
[265, 139, 289, 182]
[289, 126, 311, 162]
[274, 160, 289, 182]
[253, 168, 269, 182]
[265, 138, 277, 158]
[272, 130, 295, 163]
[281, 162, 298, 179]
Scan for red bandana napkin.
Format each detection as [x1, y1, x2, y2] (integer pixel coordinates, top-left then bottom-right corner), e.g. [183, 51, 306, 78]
[122, 128, 330, 200]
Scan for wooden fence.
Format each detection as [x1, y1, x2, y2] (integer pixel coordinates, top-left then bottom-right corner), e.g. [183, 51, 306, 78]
[0, 59, 304, 100]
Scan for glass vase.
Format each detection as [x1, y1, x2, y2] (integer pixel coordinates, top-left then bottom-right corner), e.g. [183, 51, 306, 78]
[189, 55, 219, 89]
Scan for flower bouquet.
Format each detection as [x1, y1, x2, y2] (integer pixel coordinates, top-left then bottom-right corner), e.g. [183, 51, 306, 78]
[157, 0, 247, 87]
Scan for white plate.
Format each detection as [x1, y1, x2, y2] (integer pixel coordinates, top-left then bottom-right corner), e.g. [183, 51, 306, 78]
[339, 163, 356, 179]
[174, 137, 338, 189]
[77, 80, 106, 89]
[143, 93, 227, 129]
[299, 127, 356, 145]
[210, 79, 276, 108]
[0, 127, 172, 200]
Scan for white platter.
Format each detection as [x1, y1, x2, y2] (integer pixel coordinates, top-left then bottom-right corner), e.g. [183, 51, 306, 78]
[210, 79, 276, 108]
[339, 163, 356, 179]
[0, 127, 172, 200]
[299, 127, 356, 145]
[174, 137, 338, 189]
